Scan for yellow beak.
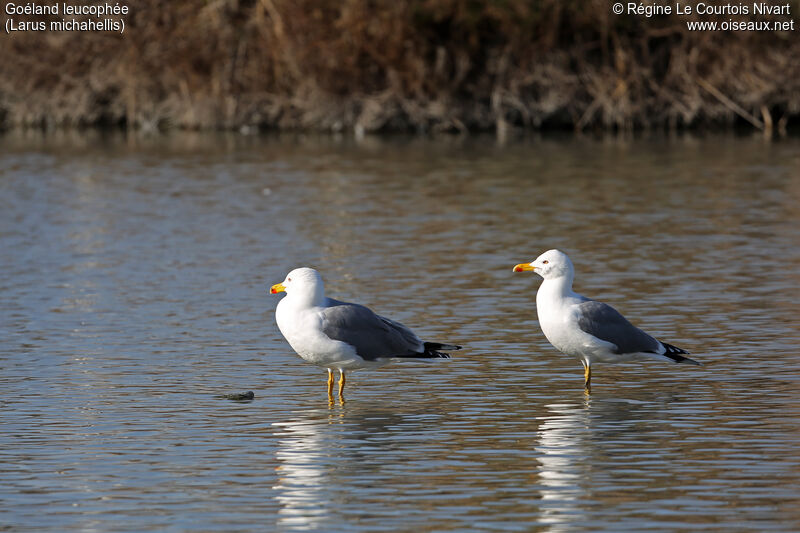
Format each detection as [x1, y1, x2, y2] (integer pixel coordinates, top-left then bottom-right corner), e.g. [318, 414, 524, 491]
[270, 282, 286, 294]
[513, 263, 535, 272]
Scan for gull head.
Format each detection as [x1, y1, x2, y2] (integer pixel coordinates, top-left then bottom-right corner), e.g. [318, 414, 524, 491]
[270, 267, 325, 304]
[513, 249, 574, 280]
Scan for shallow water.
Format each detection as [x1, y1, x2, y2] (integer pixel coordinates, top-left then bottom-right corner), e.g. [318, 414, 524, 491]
[1, 132, 799, 531]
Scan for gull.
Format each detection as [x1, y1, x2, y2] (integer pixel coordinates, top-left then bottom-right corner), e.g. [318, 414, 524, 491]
[270, 267, 460, 399]
[513, 249, 699, 389]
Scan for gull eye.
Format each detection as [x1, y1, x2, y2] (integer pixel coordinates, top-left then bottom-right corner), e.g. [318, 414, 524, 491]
[287, 277, 292, 282]
[542, 260, 549, 265]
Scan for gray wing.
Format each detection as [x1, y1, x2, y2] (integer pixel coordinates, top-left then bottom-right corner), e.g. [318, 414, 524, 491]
[576, 300, 661, 354]
[320, 299, 424, 360]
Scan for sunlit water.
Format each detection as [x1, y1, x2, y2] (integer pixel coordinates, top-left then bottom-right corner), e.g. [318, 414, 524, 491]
[1, 132, 799, 531]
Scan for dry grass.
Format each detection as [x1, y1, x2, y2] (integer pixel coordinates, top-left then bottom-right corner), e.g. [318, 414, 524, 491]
[1, 0, 798, 133]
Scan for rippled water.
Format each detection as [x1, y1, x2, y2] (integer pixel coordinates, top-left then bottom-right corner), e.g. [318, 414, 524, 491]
[2, 132, 799, 531]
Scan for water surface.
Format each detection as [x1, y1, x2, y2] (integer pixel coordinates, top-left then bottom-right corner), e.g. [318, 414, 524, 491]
[1, 132, 799, 531]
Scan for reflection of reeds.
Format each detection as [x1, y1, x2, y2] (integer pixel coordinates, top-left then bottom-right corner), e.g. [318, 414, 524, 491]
[1, 0, 798, 133]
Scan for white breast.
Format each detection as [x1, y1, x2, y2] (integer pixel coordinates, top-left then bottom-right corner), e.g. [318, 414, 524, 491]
[275, 299, 358, 367]
[536, 286, 595, 357]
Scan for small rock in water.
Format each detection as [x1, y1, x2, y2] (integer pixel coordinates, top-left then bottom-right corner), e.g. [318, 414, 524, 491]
[221, 391, 255, 401]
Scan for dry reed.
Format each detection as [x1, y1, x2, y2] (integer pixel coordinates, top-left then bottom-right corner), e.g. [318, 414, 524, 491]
[1, 0, 798, 133]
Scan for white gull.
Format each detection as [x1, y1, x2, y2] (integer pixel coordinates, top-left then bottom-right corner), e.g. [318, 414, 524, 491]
[514, 249, 699, 389]
[270, 267, 459, 399]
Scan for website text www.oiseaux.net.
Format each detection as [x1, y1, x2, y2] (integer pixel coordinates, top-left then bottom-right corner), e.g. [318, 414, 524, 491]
[686, 19, 794, 30]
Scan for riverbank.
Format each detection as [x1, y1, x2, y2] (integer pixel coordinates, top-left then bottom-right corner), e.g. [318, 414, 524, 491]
[2, 0, 798, 134]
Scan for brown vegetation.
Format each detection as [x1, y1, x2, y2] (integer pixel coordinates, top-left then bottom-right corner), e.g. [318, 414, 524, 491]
[1, 0, 798, 133]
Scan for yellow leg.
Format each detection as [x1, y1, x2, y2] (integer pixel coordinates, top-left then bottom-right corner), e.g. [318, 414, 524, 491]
[338, 369, 346, 398]
[583, 362, 592, 390]
[327, 369, 334, 397]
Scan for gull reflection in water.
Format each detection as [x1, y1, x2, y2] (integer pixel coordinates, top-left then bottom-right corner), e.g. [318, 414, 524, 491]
[272, 409, 340, 531]
[535, 400, 592, 532]
[271, 406, 411, 531]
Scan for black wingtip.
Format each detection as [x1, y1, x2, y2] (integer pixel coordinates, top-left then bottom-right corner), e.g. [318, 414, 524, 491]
[421, 342, 460, 359]
[401, 350, 451, 359]
[653, 342, 699, 365]
[660, 342, 700, 365]
[662, 342, 690, 355]
[671, 354, 702, 365]
[424, 342, 461, 351]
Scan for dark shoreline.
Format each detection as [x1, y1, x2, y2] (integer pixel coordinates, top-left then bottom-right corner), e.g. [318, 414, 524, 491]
[2, 1, 798, 134]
